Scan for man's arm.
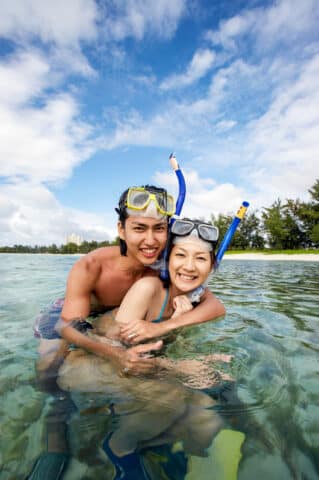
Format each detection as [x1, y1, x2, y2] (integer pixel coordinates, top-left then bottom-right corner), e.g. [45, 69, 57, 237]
[58, 256, 161, 373]
[120, 289, 225, 344]
[58, 256, 120, 359]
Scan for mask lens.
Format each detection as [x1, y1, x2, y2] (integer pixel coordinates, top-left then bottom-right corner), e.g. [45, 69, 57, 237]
[154, 192, 166, 210]
[198, 225, 219, 242]
[127, 190, 149, 208]
[171, 220, 194, 235]
[165, 194, 175, 215]
[152, 192, 174, 215]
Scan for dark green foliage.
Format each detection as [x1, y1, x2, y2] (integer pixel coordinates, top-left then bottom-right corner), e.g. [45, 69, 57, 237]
[212, 210, 264, 250]
[261, 180, 319, 249]
[0, 238, 119, 254]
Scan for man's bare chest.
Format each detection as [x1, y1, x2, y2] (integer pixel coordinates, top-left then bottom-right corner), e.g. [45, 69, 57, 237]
[93, 270, 140, 307]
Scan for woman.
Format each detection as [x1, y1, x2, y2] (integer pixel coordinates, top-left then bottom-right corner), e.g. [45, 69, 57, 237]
[92, 218, 226, 369]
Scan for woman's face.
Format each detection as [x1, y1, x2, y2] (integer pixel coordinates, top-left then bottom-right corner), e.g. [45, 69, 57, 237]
[168, 240, 212, 293]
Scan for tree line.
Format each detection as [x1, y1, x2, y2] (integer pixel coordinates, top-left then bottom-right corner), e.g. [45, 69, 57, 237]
[212, 179, 318, 250]
[1, 179, 318, 254]
[0, 239, 119, 254]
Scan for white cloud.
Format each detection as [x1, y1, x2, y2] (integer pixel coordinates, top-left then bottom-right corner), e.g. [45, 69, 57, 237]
[153, 169, 246, 221]
[205, 13, 254, 50]
[0, 50, 50, 106]
[206, 0, 319, 54]
[244, 53, 319, 204]
[0, 0, 98, 46]
[0, 48, 95, 182]
[0, 91, 94, 182]
[101, 0, 186, 41]
[0, 181, 116, 246]
[160, 49, 215, 90]
[215, 120, 237, 132]
[103, 58, 258, 152]
[258, 0, 319, 49]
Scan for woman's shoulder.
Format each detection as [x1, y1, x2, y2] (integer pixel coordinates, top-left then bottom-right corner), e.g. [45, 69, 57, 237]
[133, 276, 163, 295]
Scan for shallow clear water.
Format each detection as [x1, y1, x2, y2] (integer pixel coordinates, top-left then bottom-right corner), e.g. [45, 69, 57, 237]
[1, 254, 319, 479]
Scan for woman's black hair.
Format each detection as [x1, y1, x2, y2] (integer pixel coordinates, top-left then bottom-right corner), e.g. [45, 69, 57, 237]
[115, 185, 170, 257]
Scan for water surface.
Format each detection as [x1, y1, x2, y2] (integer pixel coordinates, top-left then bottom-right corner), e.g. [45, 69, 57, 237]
[1, 254, 318, 479]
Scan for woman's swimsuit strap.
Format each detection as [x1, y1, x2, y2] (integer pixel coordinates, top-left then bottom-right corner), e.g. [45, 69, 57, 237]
[152, 288, 169, 323]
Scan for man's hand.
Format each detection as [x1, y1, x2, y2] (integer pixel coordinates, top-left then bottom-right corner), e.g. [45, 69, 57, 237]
[114, 340, 163, 376]
[120, 321, 165, 345]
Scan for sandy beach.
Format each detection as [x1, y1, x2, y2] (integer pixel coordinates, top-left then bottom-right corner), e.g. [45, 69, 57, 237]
[224, 253, 319, 261]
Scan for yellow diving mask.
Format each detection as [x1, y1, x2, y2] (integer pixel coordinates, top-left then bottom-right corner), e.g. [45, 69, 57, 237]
[125, 187, 175, 217]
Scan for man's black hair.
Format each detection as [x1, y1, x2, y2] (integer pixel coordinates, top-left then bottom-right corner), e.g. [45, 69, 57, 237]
[115, 185, 169, 256]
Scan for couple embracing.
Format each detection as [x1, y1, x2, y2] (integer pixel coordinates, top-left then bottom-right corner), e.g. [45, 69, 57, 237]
[36, 184, 225, 377]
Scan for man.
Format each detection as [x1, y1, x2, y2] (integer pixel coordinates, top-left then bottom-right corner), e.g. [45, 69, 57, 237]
[28, 185, 225, 479]
[38, 185, 225, 376]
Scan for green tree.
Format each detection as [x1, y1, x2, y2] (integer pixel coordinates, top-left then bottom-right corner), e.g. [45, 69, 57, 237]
[262, 199, 287, 249]
[79, 241, 93, 254]
[212, 213, 232, 249]
[47, 244, 59, 254]
[61, 242, 79, 254]
[297, 179, 319, 247]
[232, 211, 264, 249]
[212, 211, 264, 250]
[282, 199, 305, 249]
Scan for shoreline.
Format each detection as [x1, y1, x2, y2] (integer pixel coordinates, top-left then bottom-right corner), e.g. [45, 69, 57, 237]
[223, 253, 319, 261]
[1, 252, 318, 261]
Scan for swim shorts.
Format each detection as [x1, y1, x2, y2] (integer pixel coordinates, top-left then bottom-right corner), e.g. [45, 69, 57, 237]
[33, 298, 65, 340]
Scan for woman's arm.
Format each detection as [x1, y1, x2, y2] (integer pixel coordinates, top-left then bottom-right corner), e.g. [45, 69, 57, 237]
[120, 288, 225, 344]
[115, 277, 160, 325]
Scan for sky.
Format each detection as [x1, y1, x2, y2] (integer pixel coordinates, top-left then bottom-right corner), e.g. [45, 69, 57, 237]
[1, 0, 319, 246]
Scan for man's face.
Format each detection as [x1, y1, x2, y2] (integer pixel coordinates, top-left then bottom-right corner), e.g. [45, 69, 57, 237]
[118, 216, 168, 265]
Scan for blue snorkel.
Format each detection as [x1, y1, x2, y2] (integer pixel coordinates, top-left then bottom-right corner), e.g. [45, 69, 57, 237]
[160, 153, 186, 281]
[158, 153, 248, 295]
[170, 153, 186, 226]
[215, 201, 250, 268]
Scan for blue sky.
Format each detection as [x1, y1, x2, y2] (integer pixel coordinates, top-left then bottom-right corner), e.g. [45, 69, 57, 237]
[0, 0, 319, 245]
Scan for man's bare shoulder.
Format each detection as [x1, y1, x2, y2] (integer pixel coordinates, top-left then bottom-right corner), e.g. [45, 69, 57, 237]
[71, 246, 120, 274]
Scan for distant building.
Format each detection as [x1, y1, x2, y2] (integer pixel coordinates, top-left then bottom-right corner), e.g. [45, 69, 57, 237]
[66, 233, 83, 246]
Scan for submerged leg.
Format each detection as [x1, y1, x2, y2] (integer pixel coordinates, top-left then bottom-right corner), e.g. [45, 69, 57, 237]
[27, 356, 75, 480]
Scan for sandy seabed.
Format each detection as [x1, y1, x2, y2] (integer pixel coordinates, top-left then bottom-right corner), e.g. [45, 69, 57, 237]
[224, 253, 319, 262]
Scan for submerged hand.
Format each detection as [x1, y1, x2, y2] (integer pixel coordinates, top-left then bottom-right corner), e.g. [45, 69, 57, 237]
[120, 320, 165, 345]
[116, 340, 163, 376]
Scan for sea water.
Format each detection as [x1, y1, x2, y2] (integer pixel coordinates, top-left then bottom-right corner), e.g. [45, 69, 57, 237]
[0, 254, 318, 479]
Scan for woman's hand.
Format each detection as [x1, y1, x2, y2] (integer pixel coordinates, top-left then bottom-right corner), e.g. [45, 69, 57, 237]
[172, 295, 193, 318]
[119, 320, 165, 345]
